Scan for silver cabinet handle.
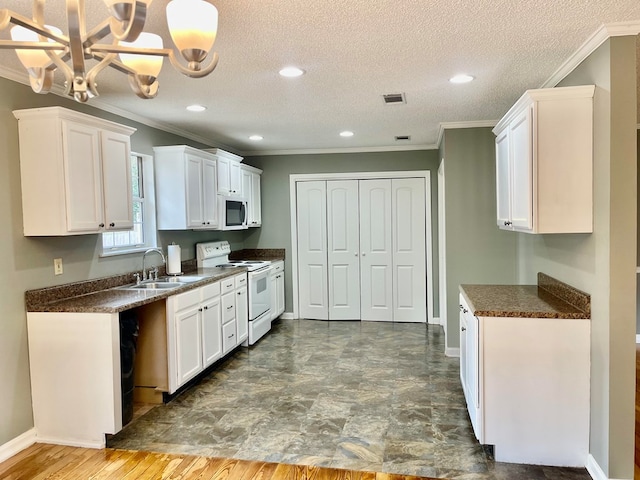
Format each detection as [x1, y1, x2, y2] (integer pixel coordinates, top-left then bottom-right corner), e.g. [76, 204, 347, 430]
[463, 308, 468, 313]
[227, 305, 233, 310]
[461, 327, 467, 332]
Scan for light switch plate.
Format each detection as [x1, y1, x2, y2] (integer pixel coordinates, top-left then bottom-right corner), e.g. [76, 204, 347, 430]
[54, 258, 63, 275]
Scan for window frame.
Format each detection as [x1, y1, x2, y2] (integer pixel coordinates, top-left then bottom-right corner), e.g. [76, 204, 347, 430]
[100, 152, 157, 257]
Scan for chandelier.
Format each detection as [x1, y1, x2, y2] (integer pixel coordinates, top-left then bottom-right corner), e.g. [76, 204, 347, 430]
[0, 0, 219, 102]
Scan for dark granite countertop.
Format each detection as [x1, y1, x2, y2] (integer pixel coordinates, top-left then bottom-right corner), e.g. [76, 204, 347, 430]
[26, 267, 247, 314]
[460, 273, 590, 319]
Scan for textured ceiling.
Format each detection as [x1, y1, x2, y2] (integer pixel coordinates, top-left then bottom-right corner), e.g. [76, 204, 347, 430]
[0, 0, 639, 155]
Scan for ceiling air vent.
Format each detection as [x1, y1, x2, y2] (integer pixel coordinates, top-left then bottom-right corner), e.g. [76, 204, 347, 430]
[383, 93, 406, 105]
[395, 135, 411, 141]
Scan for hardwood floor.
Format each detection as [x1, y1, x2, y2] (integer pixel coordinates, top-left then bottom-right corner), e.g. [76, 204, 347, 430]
[0, 443, 440, 480]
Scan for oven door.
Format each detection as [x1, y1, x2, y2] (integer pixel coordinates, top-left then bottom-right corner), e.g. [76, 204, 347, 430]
[248, 267, 271, 321]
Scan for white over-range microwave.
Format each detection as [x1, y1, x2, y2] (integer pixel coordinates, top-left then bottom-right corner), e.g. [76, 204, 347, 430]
[218, 195, 248, 230]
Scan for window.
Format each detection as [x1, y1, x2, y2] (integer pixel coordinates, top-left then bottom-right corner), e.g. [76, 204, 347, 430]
[101, 152, 157, 256]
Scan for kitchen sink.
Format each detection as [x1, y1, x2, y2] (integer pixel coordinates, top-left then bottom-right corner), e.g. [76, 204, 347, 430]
[159, 275, 206, 283]
[126, 281, 183, 290]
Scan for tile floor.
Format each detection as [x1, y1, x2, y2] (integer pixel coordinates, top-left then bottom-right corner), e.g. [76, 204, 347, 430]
[108, 319, 592, 480]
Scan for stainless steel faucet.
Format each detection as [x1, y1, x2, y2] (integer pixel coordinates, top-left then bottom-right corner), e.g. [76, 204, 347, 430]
[141, 248, 166, 281]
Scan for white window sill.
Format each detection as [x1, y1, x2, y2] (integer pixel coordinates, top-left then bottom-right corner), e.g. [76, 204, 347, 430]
[99, 246, 155, 258]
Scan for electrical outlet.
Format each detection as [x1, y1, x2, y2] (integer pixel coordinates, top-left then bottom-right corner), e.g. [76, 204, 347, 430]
[54, 258, 63, 275]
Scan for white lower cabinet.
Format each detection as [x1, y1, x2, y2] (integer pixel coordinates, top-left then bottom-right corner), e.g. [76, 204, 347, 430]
[236, 276, 248, 343]
[169, 284, 221, 392]
[270, 261, 285, 320]
[458, 292, 590, 467]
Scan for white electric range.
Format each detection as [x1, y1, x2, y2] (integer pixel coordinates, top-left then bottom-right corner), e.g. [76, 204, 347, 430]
[196, 241, 272, 345]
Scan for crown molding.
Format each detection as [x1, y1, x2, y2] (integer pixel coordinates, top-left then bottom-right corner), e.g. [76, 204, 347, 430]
[436, 120, 498, 148]
[541, 20, 640, 88]
[241, 144, 438, 157]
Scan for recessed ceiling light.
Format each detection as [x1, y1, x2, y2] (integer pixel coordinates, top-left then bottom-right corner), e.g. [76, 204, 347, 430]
[186, 104, 207, 112]
[449, 74, 475, 84]
[340, 131, 354, 137]
[249, 135, 263, 141]
[279, 66, 305, 78]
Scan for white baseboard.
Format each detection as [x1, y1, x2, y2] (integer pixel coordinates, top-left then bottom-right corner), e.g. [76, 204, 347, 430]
[585, 454, 626, 480]
[33, 434, 104, 449]
[636, 334, 640, 344]
[0, 428, 37, 463]
[445, 347, 460, 357]
[279, 312, 295, 320]
[429, 316, 441, 325]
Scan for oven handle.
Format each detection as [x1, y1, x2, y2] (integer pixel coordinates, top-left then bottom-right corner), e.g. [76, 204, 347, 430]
[248, 267, 271, 282]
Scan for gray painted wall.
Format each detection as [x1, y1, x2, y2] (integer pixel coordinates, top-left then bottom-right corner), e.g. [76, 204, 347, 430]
[439, 128, 518, 349]
[243, 151, 440, 315]
[0, 76, 247, 446]
[516, 37, 637, 478]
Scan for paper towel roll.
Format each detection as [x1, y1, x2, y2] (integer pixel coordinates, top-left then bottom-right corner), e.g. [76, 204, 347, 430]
[167, 244, 182, 275]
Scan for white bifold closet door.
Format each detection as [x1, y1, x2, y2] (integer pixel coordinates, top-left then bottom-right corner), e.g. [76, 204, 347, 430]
[297, 181, 329, 319]
[392, 178, 426, 322]
[359, 179, 394, 321]
[297, 177, 426, 323]
[327, 180, 361, 320]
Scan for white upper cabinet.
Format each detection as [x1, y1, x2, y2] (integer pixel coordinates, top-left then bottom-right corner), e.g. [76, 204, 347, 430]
[13, 107, 136, 236]
[206, 148, 243, 196]
[493, 85, 594, 234]
[241, 164, 263, 227]
[154, 146, 218, 230]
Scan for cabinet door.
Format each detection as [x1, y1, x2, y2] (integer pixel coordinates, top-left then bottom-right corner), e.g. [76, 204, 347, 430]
[359, 179, 393, 321]
[495, 128, 511, 229]
[465, 310, 481, 440]
[270, 272, 278, 321]
[297, 181, 329, 320]
[62, 121, 104, 232]
[185, 154, 205, 228]
[201, 158, 218, 227]
[509, 107, 533, 231]
[201, 297, 222, 368]
[236, 286, 248, 342]
[241, 168, 253, 222]
[175, 305, 203, 386]
[251, 172, 262, 226]
[327, 180, 360, 320]
[392, 178, 426, 323]
[217, 156, 231, 195]
[222, 320, 237, 354]
[229, 162, 242, 195]
[100, 130, 133, 231]
[276, 272, 285, 316]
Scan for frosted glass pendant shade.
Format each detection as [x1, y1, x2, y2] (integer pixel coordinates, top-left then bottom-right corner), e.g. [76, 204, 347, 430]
[10, 25, 63, 69]
[119, 32, 164, 77]
[166, 0, 218, 53]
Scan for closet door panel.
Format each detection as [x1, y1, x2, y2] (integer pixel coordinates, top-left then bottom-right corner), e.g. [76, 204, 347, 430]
[297, 181, 329, 319]
[360, 179, 393, 321]
[392, 178, 427, 322]
[327, 180, 360, 320]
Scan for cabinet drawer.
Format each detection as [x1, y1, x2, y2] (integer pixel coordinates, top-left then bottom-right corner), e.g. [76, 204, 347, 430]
[222, 320, 237, 354]
[173, 288, 201, 311]
[221, 292, 235, 323]
[221, 277, 235, 293]
[272, 261, 283, 274]
[235, 273, 247, 289]
[201, 281, 220, 300]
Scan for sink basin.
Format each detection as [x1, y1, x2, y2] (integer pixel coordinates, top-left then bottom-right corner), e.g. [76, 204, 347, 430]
[127, 281, 183, 290]
[159, 275, 206, 283]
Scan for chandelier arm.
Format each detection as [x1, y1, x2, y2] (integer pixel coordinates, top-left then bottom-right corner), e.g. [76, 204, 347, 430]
[109, 0, 147, 43]
[0, 10, 68, 45]
[66, 0, 92, 102]
[168, 50, 219, 78]
[128, 73, 159, 100]
[83, 20, 112, 50]
[92, 51, 137, 76]
[85, 52, 118, 98]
